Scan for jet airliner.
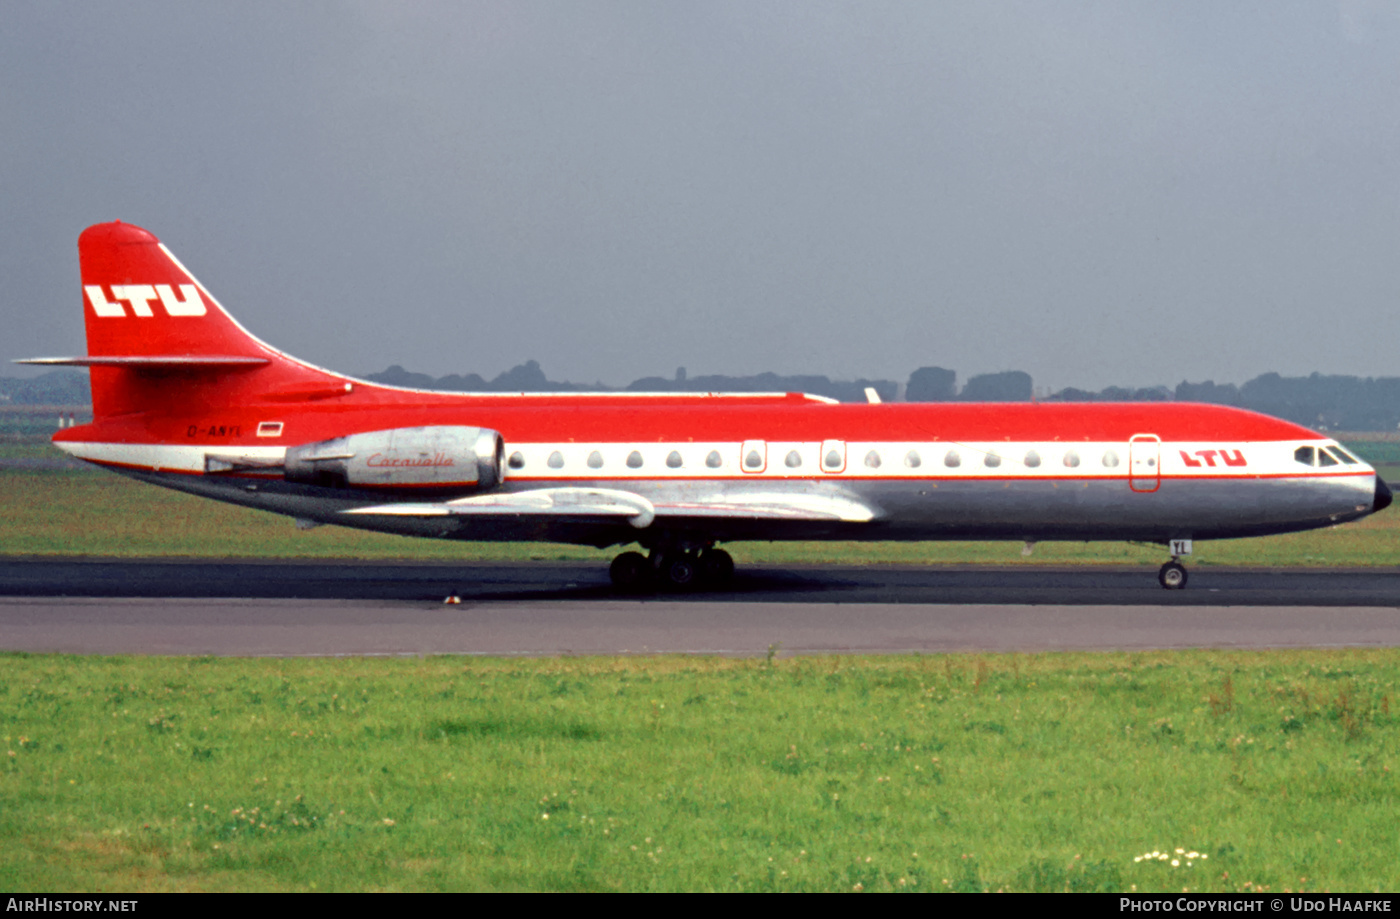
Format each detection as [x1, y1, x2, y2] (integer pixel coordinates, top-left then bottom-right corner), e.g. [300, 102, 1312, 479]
[19, 222, 1392, 590]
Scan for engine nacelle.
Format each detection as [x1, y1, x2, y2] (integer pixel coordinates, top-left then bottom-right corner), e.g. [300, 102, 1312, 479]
[284, 426, 505, 491]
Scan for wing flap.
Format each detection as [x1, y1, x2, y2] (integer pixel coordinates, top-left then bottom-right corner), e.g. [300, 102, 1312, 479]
[653, 494, 876, 522]
[342, 488, 875, 526]
[344, 487, 658, 528]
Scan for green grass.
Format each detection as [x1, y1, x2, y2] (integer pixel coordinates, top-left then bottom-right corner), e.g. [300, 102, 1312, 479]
[0, 651, 1395, 892]
[2, 464, 1398, 567]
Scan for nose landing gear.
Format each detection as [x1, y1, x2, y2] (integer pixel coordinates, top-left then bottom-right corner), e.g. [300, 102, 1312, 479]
[1158, 559, 1188, 590]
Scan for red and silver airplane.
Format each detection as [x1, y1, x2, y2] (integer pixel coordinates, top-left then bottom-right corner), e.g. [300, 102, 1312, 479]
[20, 222, 1393, 590]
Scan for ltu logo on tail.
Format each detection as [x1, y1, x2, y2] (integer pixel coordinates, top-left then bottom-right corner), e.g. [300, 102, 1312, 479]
[85, 284, 206, 317]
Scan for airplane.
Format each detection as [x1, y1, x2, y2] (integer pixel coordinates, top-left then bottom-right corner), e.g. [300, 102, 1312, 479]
[18, 221, 1393, 592]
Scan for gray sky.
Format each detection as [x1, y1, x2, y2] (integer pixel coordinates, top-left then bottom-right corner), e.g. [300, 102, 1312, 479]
[4, 1, 1399, 392]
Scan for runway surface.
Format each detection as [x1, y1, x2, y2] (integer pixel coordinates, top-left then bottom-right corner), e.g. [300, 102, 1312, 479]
[2, 557, 1399, 656]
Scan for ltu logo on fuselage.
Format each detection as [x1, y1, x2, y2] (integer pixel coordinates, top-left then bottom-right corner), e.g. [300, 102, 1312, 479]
[85, 284, 207, 317]
[1179, 449, 1246, 468]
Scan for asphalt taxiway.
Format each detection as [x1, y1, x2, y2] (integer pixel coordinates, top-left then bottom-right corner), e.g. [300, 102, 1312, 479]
[2, 558, 1399, 656]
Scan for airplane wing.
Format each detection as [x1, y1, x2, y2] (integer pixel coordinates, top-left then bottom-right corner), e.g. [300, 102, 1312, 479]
[341, 487, 877, 528]
[650, 493, 876, 522]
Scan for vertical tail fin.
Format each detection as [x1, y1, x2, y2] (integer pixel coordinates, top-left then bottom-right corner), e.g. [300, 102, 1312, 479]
[77, 221, 271, 365]
[27, 222, 339, 419]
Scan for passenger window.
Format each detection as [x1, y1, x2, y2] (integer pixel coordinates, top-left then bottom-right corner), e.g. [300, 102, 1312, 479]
[1294, 446, 1316, 466]
[1025, 450, 1041, 468]
[1103, 450, 1120, 468]
[667, 450, 683, 468]
[508, 451, 525, 469]
[864, 450, 881, 469]
[707, 450, 723, 468]
[1064, 450, 1080, 468]
[984, 453, 1001, 468]
[785, 450, 802, 468]
[943, 450, 959, 468]
[744, 449, 763, 470]
[588, 450, 604, 469]
[905, 450, 921, 469]
[626, 450, 644, 468]
[824, 449, 842, 469]
[548, 451, 564, 469]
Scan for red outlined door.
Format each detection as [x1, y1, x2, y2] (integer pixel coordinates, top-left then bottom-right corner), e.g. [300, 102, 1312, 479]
[1129, 434, 1161, 493]
[741, 440, 767, 474]
[821, 440, 846, 474]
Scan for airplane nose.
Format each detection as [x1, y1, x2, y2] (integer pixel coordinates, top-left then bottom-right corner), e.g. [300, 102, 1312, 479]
[1376, 477, 1393, 513]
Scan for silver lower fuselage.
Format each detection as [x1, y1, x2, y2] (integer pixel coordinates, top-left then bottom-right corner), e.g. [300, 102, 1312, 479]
[122, 466, 1380, 549]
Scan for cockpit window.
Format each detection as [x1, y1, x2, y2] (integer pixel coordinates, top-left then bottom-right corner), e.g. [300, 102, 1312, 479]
[1331, 447, 1360, 465]
[1294, 446, 1316, 466]
[1317, 449, 1339, 467]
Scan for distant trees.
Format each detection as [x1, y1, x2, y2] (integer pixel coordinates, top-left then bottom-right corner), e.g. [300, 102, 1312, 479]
[960, 371, 1032, 402]
[625, 371, 898, 403]
[1050, 385, 1170, 403]
[15, 360, 1400, 431]
[905, 366, 956, 402]
[1174, 380, 1239, 406]
[1231, 373, 1400, 430]
[0, 370, 90, 404]
[365, 359, 586, 393]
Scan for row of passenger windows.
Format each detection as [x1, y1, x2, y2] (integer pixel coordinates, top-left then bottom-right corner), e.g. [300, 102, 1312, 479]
[507, 447, 1129, 471]
[509, 449, 722, 470]
[1294, 445, 1359, 467]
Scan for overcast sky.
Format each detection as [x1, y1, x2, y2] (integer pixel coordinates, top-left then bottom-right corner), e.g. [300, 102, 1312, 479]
[4, 2, 1399, 392]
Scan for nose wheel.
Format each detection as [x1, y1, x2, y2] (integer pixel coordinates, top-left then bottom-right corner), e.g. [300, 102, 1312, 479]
[1158, 560, 1188, 590]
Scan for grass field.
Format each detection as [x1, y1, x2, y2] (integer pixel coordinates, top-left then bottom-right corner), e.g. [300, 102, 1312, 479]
[4, 442, 1398, 893]
[0, 651, 1395, 892]
[2, 450, 1398, 567]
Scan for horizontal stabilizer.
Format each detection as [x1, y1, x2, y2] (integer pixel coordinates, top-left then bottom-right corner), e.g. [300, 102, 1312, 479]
[16, 356, 270, 368]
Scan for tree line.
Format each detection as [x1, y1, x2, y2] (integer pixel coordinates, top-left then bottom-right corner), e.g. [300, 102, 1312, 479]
[5, 365, 1399, 431]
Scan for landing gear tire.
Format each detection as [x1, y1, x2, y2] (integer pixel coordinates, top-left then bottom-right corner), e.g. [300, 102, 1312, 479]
[610, 551, 653, 592]
[1158, 561, 1188, 590]
[698, 548, 735, 586]
[661, 554, 699, 591]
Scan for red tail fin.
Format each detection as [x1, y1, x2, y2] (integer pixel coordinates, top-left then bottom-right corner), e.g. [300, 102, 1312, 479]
[69, 222, 337, 419]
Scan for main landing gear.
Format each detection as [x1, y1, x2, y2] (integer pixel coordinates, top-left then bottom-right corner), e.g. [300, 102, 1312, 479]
[1158, 559, 1188, 590]
[609, 545, 735, 593]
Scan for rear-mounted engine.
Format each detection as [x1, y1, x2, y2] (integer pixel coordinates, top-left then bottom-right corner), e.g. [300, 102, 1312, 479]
[283, 425, 505, 491]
